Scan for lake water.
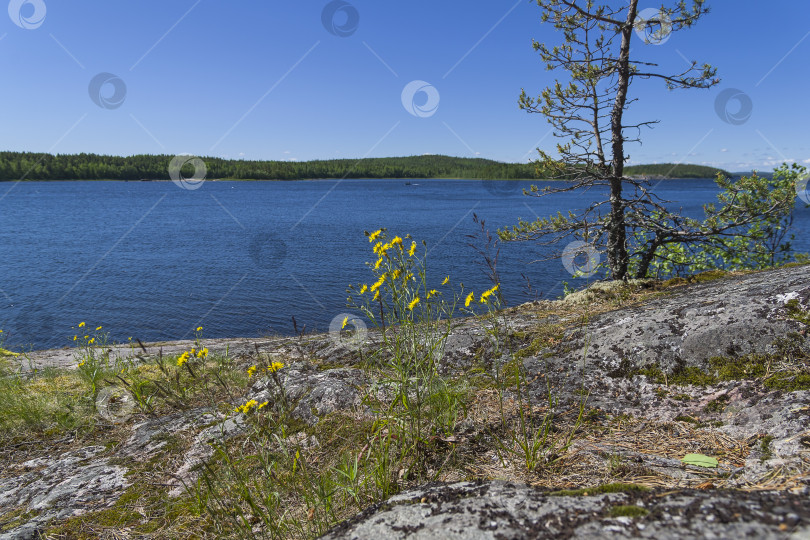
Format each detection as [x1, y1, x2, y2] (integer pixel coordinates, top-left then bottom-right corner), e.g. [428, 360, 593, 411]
[1, 178, 808, 350]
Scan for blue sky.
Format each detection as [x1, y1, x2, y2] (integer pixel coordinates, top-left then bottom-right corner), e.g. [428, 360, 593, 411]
[1, 0, 808, 171]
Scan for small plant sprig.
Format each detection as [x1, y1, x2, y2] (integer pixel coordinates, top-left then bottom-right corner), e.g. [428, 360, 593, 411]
[475, 280, 587, 473]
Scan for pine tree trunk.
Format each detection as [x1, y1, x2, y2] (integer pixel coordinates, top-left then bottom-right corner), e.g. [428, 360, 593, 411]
[606, 0, 638, 281]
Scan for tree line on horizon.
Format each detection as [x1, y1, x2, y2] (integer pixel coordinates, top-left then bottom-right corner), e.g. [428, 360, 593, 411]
[0, 151, 727, 181]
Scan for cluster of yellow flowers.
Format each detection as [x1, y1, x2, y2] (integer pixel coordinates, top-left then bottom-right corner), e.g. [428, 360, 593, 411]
[464, 284, 499, 307]
[234, 398, 269, 414]
[72, 322, 104, 343]
[247, 362, 284, 378]
[357, 230, 464, 315]
[177, 347, 208, 367]
[267, 361, 284, 373]
[479, 284, 500, 303]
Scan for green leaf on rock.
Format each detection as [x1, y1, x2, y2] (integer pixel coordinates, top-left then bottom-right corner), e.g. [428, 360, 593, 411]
[681, 453, 718, 468]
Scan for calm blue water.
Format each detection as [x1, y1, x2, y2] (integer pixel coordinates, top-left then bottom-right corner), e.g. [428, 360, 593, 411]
[1, 179, 808, 350]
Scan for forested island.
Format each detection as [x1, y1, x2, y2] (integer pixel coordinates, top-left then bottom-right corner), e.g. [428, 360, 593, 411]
[0, 151, 729, 181]
[625, 163, 732, 179]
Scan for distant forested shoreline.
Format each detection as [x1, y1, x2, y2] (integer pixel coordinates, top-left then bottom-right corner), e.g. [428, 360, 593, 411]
[624, 163, 732, 179]
[0, 151, 729, 181]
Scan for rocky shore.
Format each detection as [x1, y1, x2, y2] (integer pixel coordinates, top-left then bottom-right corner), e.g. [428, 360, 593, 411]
[1, 265, 809, 538]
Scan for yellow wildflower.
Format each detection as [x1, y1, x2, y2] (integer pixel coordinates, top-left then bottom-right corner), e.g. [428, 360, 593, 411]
[407, 297, 420, 310]
[78, 322, 86, 328]
[196, 326, 203, 332]
[360, 284, 368, 294]
[235, 399, 259, 414]
[408, 242, 417, 256]
[374, 258, 383, 269]
[73, 335, 77, 341]
[427, 289, 437, 299]
[374, 241, 392, 257]
[442, 276, 450, 285]
[247, 365, 257, 378]
[342, 316, 349, 329]
[392, 268, 402, 279]
[197, 347, 208, 358]
[368, 229, 383, 242]
[480, 284, 500, 303]
[89, 337, 95, 345]
[391, 236, 403, 249]
[257, 401, 269, 410]
[177, 351, 190, 366]
[95, 326, 102, 331]
[78, 360, 86, 367]
[267, 361, 284, 373]
[464, 292, 475, 307]
[371, 273, 387, 292]
[373, 290, 380, 301]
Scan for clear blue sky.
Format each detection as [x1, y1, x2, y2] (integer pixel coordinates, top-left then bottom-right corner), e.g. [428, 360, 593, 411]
[1, 0, 808, 171]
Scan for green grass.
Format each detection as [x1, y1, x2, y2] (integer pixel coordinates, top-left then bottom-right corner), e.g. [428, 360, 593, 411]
[549, 483, 648, 497]
[621, 348, 810, 392]
[760, 435, 774, 462]
[609, 504, 649, 518]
